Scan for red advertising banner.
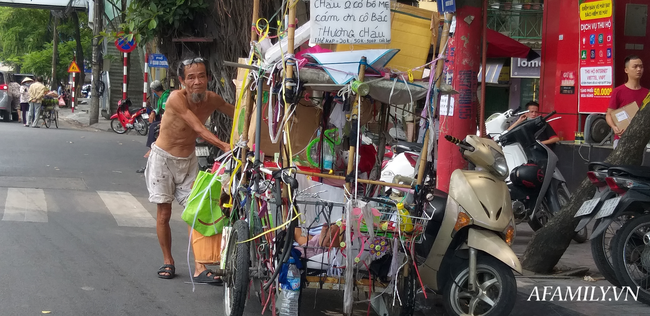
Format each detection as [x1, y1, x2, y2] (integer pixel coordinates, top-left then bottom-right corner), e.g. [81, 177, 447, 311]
[578, 0, 614, 113]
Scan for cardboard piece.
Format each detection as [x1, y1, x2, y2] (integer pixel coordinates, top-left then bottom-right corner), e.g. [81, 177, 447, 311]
[189, 227, 222, 264]
[611, 101, 639, 130]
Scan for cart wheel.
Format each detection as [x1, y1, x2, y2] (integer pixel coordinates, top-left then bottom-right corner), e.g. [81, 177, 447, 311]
[224, 220, 250, 316]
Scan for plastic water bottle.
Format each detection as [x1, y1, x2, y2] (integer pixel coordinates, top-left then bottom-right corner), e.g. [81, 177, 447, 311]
[323, 148, 333, 170]
[279, 258, 300, 316]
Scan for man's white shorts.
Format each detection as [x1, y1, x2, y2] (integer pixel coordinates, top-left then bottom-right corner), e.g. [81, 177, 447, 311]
[145, 143, 198, 207]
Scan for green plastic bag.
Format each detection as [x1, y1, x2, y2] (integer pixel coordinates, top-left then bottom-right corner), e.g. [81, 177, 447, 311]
[181, 170, 228, 237]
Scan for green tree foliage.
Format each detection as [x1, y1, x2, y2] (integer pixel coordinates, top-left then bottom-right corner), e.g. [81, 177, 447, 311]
[101, 0, 209, 44]
[0, 7, 92, 81]
[0, 8, 50, 68]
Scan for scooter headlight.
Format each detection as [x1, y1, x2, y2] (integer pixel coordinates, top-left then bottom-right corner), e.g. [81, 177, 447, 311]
[490, 147, 509, 178]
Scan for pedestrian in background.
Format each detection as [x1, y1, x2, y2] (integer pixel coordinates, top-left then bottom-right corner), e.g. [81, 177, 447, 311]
[19, 77, 33, 126]
[607, 55, 649, 148]
[27, 76, 48, 128]
[137, 80, 170, 173]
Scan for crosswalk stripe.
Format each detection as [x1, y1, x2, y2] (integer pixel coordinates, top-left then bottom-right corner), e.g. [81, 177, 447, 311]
[2, 188, 48, 222]
[97, 191, 156, 228]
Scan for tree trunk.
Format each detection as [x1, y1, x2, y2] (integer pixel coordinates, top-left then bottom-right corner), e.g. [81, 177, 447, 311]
[521, 102, 650, 273]
[90, 0, 103, 125]
[72, 12, 85, 96]
[51, 16, 58, 89]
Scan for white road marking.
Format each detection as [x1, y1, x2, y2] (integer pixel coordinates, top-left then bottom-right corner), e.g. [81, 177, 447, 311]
[97, 191, 156, 228]
[2, 188, 48, 222]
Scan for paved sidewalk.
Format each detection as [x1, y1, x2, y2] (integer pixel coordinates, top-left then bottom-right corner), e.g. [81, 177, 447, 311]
[57, 100, 112, 132]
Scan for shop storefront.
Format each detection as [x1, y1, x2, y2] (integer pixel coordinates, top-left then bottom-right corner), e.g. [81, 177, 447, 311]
[540, 0, 650, 142]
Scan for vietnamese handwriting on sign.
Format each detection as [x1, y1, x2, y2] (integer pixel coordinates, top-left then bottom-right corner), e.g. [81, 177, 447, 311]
[580, 0, 612, 21]
[311, 0, 392, 44]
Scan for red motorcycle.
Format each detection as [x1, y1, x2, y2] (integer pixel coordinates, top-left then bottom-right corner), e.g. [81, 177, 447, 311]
[110, 99, 148, 135]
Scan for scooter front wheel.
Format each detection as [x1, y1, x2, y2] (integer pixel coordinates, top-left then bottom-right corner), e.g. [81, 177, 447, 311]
[443, 254, 517, 316]
[111, 118, 127, 134]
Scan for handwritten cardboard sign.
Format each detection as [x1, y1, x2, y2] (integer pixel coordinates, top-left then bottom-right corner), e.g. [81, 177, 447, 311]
[310, 0, 392, 44]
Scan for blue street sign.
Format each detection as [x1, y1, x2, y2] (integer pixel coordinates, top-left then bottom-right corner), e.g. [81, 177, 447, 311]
[84, 63, 92, 73]
[149, 54, 169, 68]
[437, 0, 456, 13]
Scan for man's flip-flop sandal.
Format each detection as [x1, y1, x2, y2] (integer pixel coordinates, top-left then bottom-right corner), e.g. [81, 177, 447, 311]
[157, 264, 176, 279]
[193, 269, 223, 285]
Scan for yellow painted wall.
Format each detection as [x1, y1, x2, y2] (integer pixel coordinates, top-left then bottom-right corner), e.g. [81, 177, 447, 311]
[332, 3, 436, 80]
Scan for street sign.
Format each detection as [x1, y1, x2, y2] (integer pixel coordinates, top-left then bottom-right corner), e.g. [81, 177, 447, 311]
[149, 54, 169, 68]
[68, 61, 81, 73]
[115, 34, 137, 53]
[437, 0, 456, 13]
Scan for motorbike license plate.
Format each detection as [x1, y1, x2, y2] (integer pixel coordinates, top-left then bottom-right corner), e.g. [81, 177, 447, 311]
[195, 146, 210, 157]
[142, 113, 149, 119]
[594, 196, 622, 219]
[574, 198, 600, 217]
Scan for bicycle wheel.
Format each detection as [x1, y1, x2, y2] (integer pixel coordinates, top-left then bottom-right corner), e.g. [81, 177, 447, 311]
[43, 111, 50, 128]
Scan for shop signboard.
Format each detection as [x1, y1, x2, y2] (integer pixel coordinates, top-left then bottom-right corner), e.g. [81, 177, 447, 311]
[578, 0, 614, 113]
[310, 0, 391, 44]
[511, 51, 541, 78]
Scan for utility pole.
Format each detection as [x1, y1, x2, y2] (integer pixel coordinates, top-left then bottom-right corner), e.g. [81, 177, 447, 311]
[51, 15, 58, 89]
[90, 0, 103, 125]
[436, 0, 483, 192]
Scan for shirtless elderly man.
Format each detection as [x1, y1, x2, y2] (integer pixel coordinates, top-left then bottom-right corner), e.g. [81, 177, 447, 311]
[145, 57, 233, 282]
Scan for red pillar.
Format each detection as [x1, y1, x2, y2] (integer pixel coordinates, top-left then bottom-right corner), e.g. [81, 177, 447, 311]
[436, 1, 483, 192]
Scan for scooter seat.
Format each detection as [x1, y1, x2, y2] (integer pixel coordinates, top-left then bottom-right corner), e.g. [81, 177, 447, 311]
[608, 165, 650, 180]
[394, 141, 423, 154]
[588, 162, 613, 172]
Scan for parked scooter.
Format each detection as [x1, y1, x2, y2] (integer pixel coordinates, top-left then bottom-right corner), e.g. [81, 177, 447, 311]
[380, 141, 423, 187]
[488, 110, 588, 243]
[110, 99, 148, 135]
[415, 134, 520, 316]
[573, 162, 628, 286]
[585, 165, 650, 303]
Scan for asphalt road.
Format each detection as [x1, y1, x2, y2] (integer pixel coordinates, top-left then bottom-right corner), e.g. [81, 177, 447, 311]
[0, 118, 647, 316]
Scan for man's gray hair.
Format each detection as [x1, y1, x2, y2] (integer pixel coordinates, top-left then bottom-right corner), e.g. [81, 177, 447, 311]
[150, 80, 164, 92]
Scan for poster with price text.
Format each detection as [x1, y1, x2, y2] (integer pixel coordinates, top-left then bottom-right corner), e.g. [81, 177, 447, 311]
[310, 0, 391, 44]
[578, 0, 614, 113]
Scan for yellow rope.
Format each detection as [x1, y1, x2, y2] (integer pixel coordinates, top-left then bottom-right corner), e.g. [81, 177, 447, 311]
[238, 212, 301, 244]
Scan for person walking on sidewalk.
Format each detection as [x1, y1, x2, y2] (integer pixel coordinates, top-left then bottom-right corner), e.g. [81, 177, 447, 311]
[137, 80, 170, 173]
[27, 76, 48, 128]
[144, 58, 233, 282]
[19, 78, 33, 127]
[607, 55, 649, 148]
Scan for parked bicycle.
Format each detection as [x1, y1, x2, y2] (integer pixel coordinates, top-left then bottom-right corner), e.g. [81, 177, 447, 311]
[39, 97, 58, 129]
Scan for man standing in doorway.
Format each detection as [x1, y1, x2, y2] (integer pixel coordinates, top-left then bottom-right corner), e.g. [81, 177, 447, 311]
[607, 55, 649, 148]
[27, 76, 48, 128]
[145, 58, 233, 282]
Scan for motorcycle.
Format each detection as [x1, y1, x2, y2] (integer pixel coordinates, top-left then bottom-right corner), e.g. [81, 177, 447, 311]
[380, 141, 423, 188]
[195, 137, 212, 171]
[488, 110, 588, 243]
[415, 134, 520, 316]
[573, 162, 629, 286]
[110, 98, 148, 135]
[585, 165, 650, 304]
